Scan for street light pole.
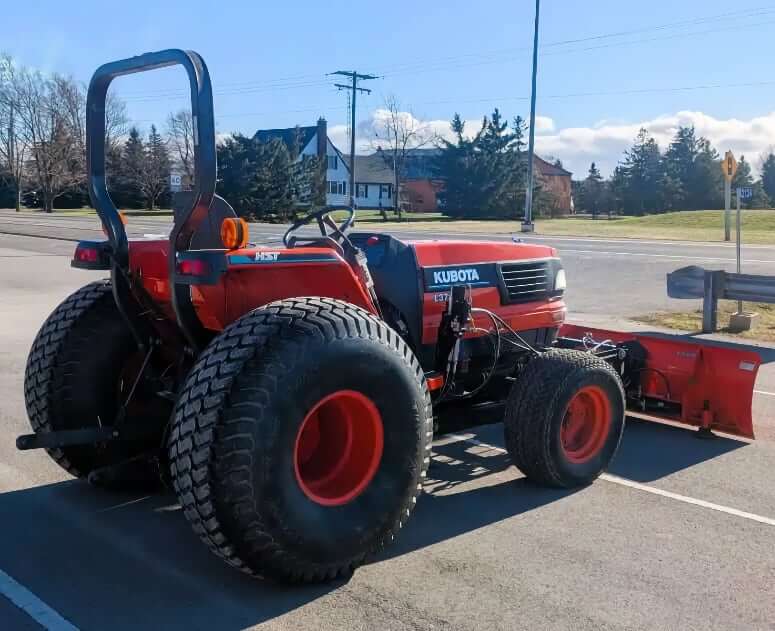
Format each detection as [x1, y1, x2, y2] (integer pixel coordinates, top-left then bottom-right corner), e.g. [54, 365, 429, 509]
[522, 0, 540, 233]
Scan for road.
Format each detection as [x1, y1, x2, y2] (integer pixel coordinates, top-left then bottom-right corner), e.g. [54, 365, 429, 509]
[1, 217, 774, 630]
[3, 208, 775, 318]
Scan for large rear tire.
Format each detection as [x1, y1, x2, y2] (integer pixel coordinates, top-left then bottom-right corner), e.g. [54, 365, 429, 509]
[23, 280, 168, 484]
[168, 297, 432, 583]
[504, 349, 625, 488]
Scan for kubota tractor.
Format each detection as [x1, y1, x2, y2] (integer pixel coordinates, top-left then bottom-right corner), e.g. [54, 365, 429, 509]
[18, 50, 762, 584]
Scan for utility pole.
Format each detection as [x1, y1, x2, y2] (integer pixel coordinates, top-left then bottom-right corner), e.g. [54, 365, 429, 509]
[522, 0, 540, 233]
[331, 70, 378, 208]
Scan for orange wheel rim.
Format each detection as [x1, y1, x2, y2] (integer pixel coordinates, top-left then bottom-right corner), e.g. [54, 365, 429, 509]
[561, 385, 611, 464]
[294, 390, 383, 506]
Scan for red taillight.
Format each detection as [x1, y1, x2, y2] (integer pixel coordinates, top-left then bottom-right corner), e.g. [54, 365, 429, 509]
[177, 259, 210, 276]
[74, 246, 99, 263]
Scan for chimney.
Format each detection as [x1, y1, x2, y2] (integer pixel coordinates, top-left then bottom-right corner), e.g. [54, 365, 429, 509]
[317, 117, 327, 159]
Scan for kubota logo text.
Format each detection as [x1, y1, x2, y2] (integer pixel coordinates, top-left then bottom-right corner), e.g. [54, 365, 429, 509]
[433, 268, 480, 284]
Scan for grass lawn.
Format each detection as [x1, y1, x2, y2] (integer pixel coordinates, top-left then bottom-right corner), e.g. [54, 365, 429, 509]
[352, 209, 775, 244]
[0, 207, 98, 217]
[634, 302, 775, 342]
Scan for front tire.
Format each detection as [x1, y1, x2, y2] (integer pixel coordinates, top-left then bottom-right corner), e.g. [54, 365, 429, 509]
[504, 349, 625, 488]
[168, 297, 432, 583]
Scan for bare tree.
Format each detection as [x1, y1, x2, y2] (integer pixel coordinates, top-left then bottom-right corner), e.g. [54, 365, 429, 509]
[52, 74, 86, 183]
[105, 91, 129, 152]
[166, 109, 194, 183]
[371, 95, 438, 220]
[14, 68, 84, 212]
[0, 54, 28, 211]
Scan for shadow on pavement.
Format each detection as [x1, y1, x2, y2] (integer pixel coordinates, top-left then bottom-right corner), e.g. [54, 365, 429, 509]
[0, 481, 339, 630]
[609, 416, 749, 482]
[386, 438, 578, 559]
[0, 417, 751, 629]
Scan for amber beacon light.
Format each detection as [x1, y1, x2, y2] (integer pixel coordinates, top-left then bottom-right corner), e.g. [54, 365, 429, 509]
[220, 217, 249, 250]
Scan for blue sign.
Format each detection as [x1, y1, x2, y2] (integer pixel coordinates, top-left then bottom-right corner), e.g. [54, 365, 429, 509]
[738, 187, 753, 200]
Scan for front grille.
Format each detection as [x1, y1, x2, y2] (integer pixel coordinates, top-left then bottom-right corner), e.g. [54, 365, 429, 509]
[499, 261, 551, 303]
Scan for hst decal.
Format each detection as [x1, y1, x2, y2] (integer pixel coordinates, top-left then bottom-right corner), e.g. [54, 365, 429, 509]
[228, 252, 339, 266]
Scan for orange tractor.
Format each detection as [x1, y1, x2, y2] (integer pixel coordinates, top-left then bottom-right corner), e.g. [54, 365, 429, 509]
[19, 50, 761, 583]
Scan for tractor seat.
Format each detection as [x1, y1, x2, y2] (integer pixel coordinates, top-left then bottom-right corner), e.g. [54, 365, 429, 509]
[172, 192, 239, 250]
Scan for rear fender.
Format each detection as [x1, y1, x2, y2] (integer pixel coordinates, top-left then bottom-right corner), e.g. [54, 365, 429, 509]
[560, 324, 761, 439]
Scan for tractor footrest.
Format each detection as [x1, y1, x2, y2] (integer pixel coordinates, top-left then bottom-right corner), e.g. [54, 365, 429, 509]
[16, 424, 156, 451]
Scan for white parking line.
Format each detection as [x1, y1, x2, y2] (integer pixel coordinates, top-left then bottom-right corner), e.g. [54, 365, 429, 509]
[754, 389, 775, 397]
[445, 434, 775, 527]
[0, 569, 79, 630]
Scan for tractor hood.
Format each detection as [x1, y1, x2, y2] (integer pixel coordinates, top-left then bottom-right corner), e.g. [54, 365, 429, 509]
[410, 239, 556, 267]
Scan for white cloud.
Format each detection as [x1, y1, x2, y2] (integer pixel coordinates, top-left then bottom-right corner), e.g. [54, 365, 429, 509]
[330, 109, 775, 179]
[535, 116, 555, 133]
[329, 110, 452, 155]
[535, 110, 775, 177]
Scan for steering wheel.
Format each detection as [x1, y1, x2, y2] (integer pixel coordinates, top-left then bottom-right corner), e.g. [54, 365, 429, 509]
[283, 205, 355, 248]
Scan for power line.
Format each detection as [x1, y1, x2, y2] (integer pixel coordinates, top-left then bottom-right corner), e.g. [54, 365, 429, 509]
[378, 14, 775, 80]
[109, 6, 775, 101]
[410, 79, 775, 109]
[330, 70, 378, 206]
[370, 7, 775, 78]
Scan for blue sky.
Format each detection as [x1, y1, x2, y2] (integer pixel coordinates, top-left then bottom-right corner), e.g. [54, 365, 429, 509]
[5, 0, 775, 176]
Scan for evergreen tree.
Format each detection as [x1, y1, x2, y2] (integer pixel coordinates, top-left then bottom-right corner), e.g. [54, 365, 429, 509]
[760, 152, 775, 202]
[216, 133, 294, 220]
[608, 165, 628, 214]
[732, 155, 754, 188]
[512, 116, 527, 153]
[435, 109, 534, 218]
[582, 162, 604, 217]
[732, 155, 755, 209]
[143, 124, 171, 209]
[690, 138, 723, 209]
[114, 127, 145, 208]
[618, 128, 664, 215]
[662, 126, 697, 209]
[434, 114, 480, 216]
[750, 181, 769, 209]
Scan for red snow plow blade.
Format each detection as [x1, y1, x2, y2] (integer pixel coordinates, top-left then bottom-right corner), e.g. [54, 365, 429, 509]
[559, 324, 761, 439]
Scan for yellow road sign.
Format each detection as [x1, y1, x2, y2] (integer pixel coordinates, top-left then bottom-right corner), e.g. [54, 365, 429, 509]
[722, 151, 738, 182]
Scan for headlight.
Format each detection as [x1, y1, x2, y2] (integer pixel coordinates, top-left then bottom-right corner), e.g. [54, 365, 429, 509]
[554, 268, 567, 291]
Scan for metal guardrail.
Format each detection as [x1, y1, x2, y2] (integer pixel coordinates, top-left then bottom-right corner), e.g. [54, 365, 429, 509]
[667, 266, 775, 333]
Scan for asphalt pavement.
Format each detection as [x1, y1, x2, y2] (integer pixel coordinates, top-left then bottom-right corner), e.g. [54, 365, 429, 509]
[0, 217, 774, 630]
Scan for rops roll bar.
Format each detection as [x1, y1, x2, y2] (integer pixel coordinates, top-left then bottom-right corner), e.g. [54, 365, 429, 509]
[86, 49, 217, 349]
[86, 48, 216, 264]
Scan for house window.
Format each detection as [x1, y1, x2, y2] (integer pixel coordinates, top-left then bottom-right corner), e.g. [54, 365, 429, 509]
[327, 155, 338, 170]
[379, 184, 391, 199]
[328, 181, 347, 195]
[356, 183, 369, 198]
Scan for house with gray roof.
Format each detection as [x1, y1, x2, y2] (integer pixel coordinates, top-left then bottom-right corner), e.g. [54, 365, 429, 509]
[254, 119, 395, 209]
